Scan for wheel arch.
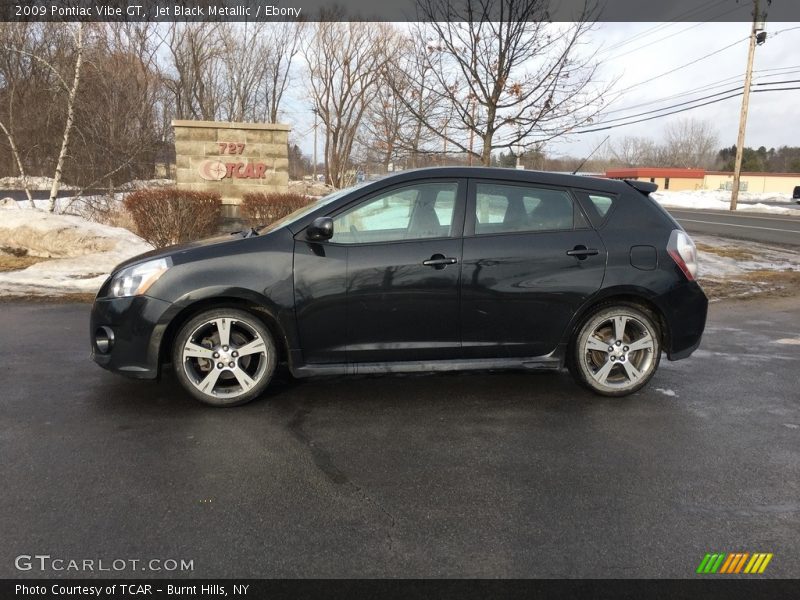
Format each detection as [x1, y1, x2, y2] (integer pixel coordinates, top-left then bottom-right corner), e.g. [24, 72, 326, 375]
[562, 287, 670, 359]
[157, 288, 291, 372]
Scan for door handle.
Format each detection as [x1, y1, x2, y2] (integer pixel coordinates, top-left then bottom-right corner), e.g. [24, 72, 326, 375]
[566, 245, 599, 260]
[423, 254, 458, 269]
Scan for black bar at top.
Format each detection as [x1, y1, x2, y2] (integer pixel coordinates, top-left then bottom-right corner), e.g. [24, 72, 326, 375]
[1, 0, 799, 22]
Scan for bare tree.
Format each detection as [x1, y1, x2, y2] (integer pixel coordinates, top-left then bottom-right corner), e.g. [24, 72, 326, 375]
[361, 68, 410, 170]
[397, 0, 610, 166]
[609, 136, 658, 167]
[162, 22, 303, 124]
[161, 23, 224, 121]
[1, 23, 75, 203]
[377, 36, 446, 169]
[661, 118, 719, 168]
[48, 23, 84, 212]
[0, 117, 33, 206]
[63, 22, 169, 212]
[306, 19, 391, 187]
[217, 23, 272, 122]
[263, 21, 304, 123]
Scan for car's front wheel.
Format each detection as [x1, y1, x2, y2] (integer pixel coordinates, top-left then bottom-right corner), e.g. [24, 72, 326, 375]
[172, 308, 276, 407]
[570, 304, 661, 397]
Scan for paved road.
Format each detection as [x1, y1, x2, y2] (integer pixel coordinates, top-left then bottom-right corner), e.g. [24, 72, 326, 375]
[1, 190, 81, 201]
[667, 208, 800, 246]
[1, 298, 798, 578]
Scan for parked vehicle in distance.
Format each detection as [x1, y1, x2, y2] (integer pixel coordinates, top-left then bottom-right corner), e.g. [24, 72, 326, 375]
[792, 185, 800, 203]
[91, 167, 708, 406]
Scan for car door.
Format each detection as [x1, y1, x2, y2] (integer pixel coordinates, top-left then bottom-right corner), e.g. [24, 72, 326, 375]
[294, 179, 466, 364]
[460, 179, 607, 358]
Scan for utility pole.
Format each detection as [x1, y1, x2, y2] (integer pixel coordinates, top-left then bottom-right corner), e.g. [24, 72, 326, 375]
[731, 0, 765, 211]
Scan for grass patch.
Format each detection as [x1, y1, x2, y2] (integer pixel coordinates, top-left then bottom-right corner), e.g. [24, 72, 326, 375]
[700, 269, 800, 301]
[0, 292, 96, 303]
[739, 269, 800, 285]
[695, 243, 756, 261]
[0, 254, 49, 272]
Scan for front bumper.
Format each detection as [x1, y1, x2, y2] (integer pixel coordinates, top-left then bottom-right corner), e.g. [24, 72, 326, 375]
[655, 280, 708, 361]
[90, 295, 173, 379]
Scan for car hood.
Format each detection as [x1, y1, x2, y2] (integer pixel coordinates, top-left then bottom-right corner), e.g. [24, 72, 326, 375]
[112, 231, 252, 273]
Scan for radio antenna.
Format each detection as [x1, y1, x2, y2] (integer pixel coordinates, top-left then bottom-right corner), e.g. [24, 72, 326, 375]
[572, 135, 610, 175]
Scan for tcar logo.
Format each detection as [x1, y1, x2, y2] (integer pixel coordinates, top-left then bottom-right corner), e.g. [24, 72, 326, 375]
[198, 160, 269, 181]
[696, 552, 773, 574]
[198, 160, 227, 181]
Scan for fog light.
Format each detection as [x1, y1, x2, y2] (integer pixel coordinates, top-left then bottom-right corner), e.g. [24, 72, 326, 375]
[94, 326, 115, 354]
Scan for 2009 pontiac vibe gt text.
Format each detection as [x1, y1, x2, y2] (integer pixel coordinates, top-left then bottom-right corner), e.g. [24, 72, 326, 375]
[90, 168, 708, 407]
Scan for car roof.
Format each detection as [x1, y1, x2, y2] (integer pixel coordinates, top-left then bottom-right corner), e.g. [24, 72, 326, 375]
[371, 167, 627, 195]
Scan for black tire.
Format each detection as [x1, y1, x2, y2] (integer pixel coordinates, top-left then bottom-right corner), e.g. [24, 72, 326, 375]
[569, 303, 661, 397]
[172, 308, 276, 407]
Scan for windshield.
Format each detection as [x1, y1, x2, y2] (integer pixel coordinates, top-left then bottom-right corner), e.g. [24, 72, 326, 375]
[257, 184, 364, 234]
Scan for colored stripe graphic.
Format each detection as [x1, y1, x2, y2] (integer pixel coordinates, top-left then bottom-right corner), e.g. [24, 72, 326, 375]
[697, 552, 773, 574]
[744, 553, 774, 574]
[721, 553, 749, 574]
[696, 554, 713, 574]
[718, 554, 735, 573]
[698, 554, 726, 574]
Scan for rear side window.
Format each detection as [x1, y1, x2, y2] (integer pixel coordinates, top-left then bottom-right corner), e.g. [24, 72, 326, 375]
[473, 182, 580, 235]
[573, 190, 617, 228]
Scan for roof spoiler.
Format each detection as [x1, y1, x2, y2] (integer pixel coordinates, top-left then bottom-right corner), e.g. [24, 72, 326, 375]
[624, 179, 659, 194]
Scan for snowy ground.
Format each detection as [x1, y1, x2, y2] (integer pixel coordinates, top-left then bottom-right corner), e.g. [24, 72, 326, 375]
[0, 176, 172, 193]
[694, 234, 800, 300]
[652, 190, 798, 215]
[0, 208, 152, 296]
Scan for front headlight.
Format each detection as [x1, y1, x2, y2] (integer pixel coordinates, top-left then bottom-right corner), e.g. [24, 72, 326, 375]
[109, 257, 171, 298]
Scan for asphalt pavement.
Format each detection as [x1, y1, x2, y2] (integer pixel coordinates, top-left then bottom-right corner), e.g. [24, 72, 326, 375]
[0, 297, 798, 578]
[668, 208, 800, 246]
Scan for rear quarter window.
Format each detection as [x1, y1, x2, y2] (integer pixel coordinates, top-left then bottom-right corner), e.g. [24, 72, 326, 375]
[572, 190, 618, 228]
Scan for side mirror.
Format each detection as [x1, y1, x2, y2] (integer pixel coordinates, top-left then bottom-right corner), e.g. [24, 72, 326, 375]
[307, 217, 333, 241]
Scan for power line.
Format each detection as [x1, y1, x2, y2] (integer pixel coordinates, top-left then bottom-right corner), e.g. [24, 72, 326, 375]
[594, 0, 729, 57]
[600, 3, 749, 64]
[594, 85, 745, 125]
[573, 85, 799, 134]
[601, 69, 800, 117]
[602, 74, 745, 115]
[591, 79, 800, 127]
[770, 26, 800, 37]
[612, 36, 750, 97]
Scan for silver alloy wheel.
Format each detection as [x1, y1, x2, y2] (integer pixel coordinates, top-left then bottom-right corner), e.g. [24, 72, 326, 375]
[579, 311, 658, 393]
[181, 317, 269, 399]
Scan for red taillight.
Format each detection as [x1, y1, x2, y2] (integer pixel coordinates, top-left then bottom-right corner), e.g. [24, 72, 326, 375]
[667, 229, 698, 281]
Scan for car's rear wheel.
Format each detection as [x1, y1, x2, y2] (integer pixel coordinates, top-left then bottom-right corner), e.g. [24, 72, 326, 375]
[172, 308, 276, 407]
[570, 304, 661, 397]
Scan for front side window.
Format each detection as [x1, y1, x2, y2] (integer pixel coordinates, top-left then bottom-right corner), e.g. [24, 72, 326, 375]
[331, 182, 457, 244]
[474, 183, 577, 235]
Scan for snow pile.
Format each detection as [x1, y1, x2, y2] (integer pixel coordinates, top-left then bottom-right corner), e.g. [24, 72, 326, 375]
[652, 190, 797, 214]
[289, 179, 336, 198]
[0, 208, 152, 296]
[118, 179, 174, 190]
[696, 236, 800, 279]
